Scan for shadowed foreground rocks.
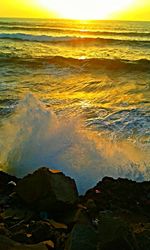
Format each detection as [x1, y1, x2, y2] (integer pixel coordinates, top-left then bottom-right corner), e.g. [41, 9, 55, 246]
[0, 167, 150, 250]
[15, 167, 78, 213]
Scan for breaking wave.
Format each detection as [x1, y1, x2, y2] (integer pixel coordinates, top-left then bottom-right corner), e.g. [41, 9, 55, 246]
[0, 94, 149, 193]
[1, 56, 150, 72]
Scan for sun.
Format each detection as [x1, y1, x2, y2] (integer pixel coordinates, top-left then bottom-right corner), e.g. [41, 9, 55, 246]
[38, 0, 135, 20]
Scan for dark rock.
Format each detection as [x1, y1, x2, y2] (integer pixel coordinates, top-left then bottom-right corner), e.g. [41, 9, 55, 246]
[0, 222, 11, 236]
[1, 207, 33, 221]
[29, 220, 54, 243]
[15, 167, 78, 212]
[97, 213, 139, 250]
[43, 240, 54, 249]
[48, 219, 67, 230]
[39, 211, 49, 220]
[60, 206, 91, 229]
[66, 223, 98, 250]
[29, 220, 64, 249]
[86, 199, 97, 218]
[84, 177, 150, 216]
[11, 231, 31, 244]
[0, 235, 47, 250]
[0, 171, 19, 195]
[1, 169, 150, 250]
[134, 223, 150, 250]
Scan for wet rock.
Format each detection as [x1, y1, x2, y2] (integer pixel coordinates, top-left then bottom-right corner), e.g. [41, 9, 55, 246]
[66, 223, 98, 250]
[16, 167, 78, 212]
[97, 213, 138, 250]
[0, 235, 47, 250]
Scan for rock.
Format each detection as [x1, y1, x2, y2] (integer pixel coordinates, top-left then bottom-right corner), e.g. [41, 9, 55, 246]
[97, 213, 138, 250]
[29, 220, 54, 243]
[134, 223, 150, 250]
[0, 235, 47, 250]
[0, 222, 11, 236]
[11, 231, 31, 244]
[49, 219, 68, 230]
[39, 211, 49, 220]
[43, 240, 54, 249]
[29, 220, 64, 249]
[61, 207, 91, 228]
[66, 223, 98, 250]
[1, 208, 33, 221]
[84, 177, 150, 215]
[16, 167, 78, 212]
[0, 171, 19, 194]
[8, 181, 17, 187]
[86, 199, 97, 218]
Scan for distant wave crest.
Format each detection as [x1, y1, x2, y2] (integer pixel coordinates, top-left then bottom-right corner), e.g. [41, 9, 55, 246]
[0, 33, 150, 47]
[1, 25, 150, 38]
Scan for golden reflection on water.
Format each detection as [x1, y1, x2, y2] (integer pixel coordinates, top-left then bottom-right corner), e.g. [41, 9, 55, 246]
[28, 71, 146, 116]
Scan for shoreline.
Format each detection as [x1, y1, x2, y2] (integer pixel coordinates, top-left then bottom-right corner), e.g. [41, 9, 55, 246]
[0, 167, 150, 249]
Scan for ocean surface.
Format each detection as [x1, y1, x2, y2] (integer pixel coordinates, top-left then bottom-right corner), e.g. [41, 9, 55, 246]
[0, 18, 150, 193]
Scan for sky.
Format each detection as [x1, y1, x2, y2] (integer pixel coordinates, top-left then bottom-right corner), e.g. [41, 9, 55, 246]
[0, 0, 150, 21]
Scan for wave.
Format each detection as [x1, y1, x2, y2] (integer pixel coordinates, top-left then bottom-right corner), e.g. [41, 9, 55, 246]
[0, 33, 150, 46]
[0, 94, 149, 193]
[1, 55, 150, 72]
[0, 33, 72, 42]
[1, 25, 150, 38]
[46, 57, 150, 72]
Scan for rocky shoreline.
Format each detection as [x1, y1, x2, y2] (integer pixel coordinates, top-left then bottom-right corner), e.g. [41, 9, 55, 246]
[0, 167, 150, 250]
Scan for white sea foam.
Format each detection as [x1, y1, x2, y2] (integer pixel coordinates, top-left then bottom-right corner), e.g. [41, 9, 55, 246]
[0, 94, 149, 193]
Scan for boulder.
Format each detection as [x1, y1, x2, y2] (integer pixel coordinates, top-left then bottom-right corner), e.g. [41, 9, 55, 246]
[15, 167, 78, 212]
[66, 223, 98, 250]
[97, 213, 138, 250]
[0, 171, 19, 194]
[85, 177, 150, 214]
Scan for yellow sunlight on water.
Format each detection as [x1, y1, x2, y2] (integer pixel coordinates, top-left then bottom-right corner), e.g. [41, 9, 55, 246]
[38, 0, 135, 20]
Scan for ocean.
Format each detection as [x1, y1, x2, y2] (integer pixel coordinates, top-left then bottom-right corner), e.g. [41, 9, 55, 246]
[0, 18, 150, 192]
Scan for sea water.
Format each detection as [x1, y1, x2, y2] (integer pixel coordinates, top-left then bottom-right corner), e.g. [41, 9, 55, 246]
[0, 19, 150, 193]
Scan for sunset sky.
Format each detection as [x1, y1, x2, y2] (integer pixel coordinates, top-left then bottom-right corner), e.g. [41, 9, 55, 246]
[1, 0, 150, 21]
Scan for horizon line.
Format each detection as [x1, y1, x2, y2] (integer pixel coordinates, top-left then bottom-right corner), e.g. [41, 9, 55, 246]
[0, 17, 150, 22]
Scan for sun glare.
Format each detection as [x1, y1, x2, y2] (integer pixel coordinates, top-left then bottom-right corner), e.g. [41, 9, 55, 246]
[38, 0, 135, 20]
